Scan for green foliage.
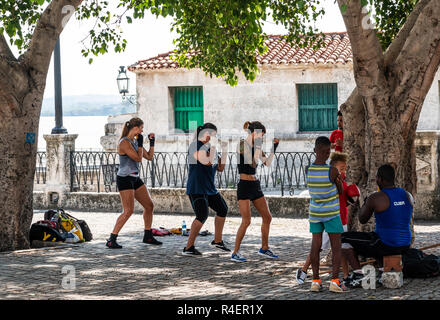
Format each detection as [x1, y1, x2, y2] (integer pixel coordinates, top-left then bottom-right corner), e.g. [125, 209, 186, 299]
[337, 0, 419, 51]
[373, 0, 419, 50]
[0, 0, 420, 84]
[0, 0, 50, 54]
[125, 0, 325, 86]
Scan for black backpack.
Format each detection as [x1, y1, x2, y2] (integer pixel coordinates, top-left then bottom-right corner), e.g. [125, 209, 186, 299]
[402, 248, 440, 278]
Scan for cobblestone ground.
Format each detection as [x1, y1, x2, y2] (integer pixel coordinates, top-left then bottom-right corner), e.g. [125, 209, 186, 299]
[0, 210, 439, 300]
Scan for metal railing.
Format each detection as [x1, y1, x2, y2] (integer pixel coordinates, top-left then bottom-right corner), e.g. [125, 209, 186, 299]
[35, 151, 47, 184]
[69, 151, 315, 195]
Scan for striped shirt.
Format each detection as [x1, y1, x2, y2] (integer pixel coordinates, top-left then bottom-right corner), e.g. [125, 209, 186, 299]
[306, 164, 340, 223]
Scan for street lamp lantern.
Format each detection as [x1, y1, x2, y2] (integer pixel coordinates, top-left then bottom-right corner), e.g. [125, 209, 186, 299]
[116, 66, 136, 105]
[116, 66, 130, 95]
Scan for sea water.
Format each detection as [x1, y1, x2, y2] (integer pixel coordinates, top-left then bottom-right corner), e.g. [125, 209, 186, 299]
[38, 116, 108, 151]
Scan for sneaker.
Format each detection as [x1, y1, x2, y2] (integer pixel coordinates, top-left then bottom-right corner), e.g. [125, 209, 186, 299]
[182, 246, 202, 256]
[329, 279, 348, 293]
[211, 240, 231, 252]
[106, 239, 122, 249]
[143, 237, 163, 245]
[257, 248, 279, 259]
[346, 271, 365, 288]
[231, 252, 247, 262]
[310, 280, 322, 292]
[295, 269, 308, 285]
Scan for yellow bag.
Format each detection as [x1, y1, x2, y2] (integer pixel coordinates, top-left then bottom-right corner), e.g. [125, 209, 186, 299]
[59, 214, 84, 242]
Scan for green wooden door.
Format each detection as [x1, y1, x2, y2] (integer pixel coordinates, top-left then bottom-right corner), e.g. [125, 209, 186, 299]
[174, 87, 204, 133]
[298, 83, 338, 131]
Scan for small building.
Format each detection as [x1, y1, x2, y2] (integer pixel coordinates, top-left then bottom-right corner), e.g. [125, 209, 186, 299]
[101, 32, 440, 153]
[97, 32, 440, 216]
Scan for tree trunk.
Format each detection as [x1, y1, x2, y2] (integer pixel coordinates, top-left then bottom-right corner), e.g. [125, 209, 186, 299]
[0, 0, 83, 251]
[339, 0, 440, 242]
[0, 89, 43, 251]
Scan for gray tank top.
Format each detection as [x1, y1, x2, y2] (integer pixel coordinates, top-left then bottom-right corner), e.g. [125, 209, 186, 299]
[117, 137, 140, 177]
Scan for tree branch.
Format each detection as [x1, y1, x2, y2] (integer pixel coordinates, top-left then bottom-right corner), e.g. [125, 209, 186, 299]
[384, 0, 432, 67]
[392, 0, 440, 136]
[0, 33, 15, 61]
[337, 0, 386, 97]
[20, 0, 83, 91]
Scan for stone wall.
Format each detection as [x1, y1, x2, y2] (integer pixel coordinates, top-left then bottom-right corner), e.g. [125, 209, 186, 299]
[414, 131, 440, 220]
[33, 188, 310, 218]
[34, 187, 438, 220]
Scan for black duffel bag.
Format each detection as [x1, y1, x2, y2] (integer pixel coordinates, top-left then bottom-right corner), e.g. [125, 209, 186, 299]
[29, 222, 66, 243]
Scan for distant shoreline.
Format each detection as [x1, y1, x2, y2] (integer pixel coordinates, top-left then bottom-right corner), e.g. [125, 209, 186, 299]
[40, 114, 111, 117]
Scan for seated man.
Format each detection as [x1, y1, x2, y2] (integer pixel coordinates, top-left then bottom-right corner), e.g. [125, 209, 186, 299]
[341, 164, 413, 288]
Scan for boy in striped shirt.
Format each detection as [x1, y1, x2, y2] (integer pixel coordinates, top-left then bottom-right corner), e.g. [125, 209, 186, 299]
[306, 136, 346, 293]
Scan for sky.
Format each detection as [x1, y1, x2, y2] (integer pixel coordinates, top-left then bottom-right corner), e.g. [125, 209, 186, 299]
[31, 1, 346, 99]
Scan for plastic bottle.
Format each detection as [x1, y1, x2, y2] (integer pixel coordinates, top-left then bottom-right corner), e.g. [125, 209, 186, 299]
[182, 220, 187, 236]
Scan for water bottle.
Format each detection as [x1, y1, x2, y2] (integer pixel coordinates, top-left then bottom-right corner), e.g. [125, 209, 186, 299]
[182, 220, 187, 236]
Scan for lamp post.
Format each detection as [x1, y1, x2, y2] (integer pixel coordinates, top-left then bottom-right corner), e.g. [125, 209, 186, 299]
[117, 66, 136, 105]
[51, 38, 68, 134]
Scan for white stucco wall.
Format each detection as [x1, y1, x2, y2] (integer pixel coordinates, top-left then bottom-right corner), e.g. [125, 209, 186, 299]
[135, 64, 355, 152]
[418, 76, 440, 130]
[123, 63, 440, 152]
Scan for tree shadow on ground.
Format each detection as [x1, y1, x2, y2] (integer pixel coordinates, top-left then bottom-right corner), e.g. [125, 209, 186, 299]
[1, 217, 440, 300]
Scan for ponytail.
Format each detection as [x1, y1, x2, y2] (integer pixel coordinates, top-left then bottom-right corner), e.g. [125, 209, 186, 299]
[243, 121, 251, 132]
[244, 121, 266, 134]
[120, 117, 144, 140]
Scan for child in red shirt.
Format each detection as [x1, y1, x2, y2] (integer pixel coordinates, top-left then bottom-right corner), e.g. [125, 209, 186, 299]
[330, 111, 343, 152]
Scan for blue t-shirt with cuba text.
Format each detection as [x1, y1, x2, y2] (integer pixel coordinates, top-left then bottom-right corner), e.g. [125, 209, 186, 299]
[186, 140, 218, 195]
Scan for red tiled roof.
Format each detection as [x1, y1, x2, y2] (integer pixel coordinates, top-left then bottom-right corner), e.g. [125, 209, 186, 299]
[129, 32, 352, 72]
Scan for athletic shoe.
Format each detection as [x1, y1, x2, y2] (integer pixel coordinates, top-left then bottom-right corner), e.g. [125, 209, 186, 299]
[143, 237, 163, 245]
[329, 279, 348, 293]
[295, 269, 308, 285]
[345, 271, 365, 288]
[182, 246, 202, 256]
[210, 240, 231, 252]
[257, 248, 279, 259]
[231, 252, 247, 262]
[106, 239, 122, 249]
[310, 280, 322, 292]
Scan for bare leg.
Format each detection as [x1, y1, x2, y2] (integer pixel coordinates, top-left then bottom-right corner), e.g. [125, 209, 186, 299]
[302, 254, 312, 273]
[112, 189, 135, 234]
[342, 254, 350, 278]
[328, 233, 342, 280]
[134, 185, 154, 230]
[342, 248, 362, 270]
[214, 216, 226, 243]
[233, 200, 251, 254]
[252, 196, 272, 250]
[310, 233, 323, 280]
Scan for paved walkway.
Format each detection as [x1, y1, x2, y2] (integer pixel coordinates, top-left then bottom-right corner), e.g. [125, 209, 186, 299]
[1, 210, 440, 300]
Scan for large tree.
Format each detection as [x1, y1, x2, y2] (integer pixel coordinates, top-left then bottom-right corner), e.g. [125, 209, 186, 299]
[0, 0, 437, 251]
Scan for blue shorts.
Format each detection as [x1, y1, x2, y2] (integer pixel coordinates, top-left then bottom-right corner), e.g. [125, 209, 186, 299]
[310, 216, 344, 234]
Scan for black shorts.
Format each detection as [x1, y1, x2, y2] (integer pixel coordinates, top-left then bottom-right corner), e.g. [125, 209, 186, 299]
[116, 175, 145, 191]
[237, 179, 264, 201]
[188, 193, 228, 224]
[341, 232, 410, 260]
